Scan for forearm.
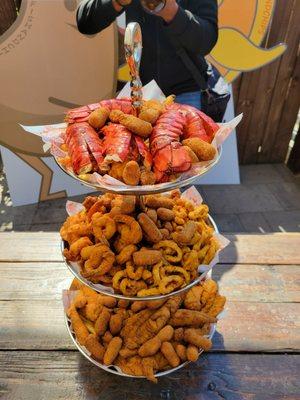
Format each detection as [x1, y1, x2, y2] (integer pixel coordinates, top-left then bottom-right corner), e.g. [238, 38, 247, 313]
[163, 0, 218, 55]
[77, 0, 122, 35]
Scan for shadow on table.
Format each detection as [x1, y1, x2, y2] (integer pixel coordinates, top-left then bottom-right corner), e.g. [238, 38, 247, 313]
[76, 332, 239, 400]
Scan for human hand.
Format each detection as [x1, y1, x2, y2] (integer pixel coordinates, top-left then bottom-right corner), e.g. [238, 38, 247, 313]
[155, 0, 178, 23]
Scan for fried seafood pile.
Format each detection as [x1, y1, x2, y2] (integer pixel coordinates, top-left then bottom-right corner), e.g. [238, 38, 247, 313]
[67, 278, 226, 382]
[57, 97, 219, 185]
[60, 192, 219, 297]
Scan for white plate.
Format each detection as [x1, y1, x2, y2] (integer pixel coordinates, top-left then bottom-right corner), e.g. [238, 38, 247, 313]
[64, 313, 216, 380]
[54, 146, 222, 195]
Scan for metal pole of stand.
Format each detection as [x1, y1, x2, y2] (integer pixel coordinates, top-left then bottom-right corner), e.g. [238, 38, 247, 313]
[124, 22, 143, 113]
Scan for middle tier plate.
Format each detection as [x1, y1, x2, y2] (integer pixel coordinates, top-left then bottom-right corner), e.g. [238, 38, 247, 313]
[61, 215, 219, 301]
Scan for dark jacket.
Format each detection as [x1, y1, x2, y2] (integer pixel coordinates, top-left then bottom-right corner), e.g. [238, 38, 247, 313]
[77, 0, 218, 96]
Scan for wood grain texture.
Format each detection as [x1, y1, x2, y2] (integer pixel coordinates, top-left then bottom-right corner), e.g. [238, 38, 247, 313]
[0, 0, 16, 35]
[234, 0, 300, 164]
[1, 233, 300, 264]
[220, 234, 300, 264]
[0, 351, 299, 400]
[1, 262, 300, 303]
[212, 264, 300, 303]
[0, 300, 299, 352]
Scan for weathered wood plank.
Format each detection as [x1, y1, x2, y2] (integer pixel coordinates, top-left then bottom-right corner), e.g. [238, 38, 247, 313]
[212, 264, 300, 303]
[0, 0, 16, 35]
[0, 352, 299, 400]
[1, 233, 300, 264]
[261, 1, 300, 163]
[0, 300, 299, 352]
[220, 233, 300, 264]
[1, 262, 299, 303]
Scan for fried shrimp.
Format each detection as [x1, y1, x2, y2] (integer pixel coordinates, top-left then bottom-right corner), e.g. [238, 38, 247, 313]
[82, 244, 115, 278]
[114, 215, 143, 245]
[92, 213, 116, 240]
[116, 244, 137, 265]
[63, 236, 93, 261]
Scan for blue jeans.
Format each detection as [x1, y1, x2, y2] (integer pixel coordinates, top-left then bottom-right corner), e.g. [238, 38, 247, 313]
[175, 91, 201, 110]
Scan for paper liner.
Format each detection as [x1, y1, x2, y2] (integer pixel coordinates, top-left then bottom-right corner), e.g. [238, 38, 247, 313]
[62, 186, 230, 300]
[62, 283, 226, 380]
[20, 80, 242, 194]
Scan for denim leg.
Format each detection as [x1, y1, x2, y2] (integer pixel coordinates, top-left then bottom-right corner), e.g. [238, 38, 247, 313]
[175, 91, 202, 110]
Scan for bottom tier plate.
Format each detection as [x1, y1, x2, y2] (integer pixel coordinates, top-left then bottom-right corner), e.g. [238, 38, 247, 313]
[64, 313, 216, 380]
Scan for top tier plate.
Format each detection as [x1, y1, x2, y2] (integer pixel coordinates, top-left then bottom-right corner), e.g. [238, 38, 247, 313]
[54, 146, 222, 195]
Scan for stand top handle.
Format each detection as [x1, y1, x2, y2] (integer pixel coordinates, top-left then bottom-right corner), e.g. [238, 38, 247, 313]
[124, 22, 143, 111]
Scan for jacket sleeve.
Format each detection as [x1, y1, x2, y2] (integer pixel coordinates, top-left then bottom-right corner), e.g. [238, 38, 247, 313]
[77, 0, 122, 35]
[163, 0, 218, 55]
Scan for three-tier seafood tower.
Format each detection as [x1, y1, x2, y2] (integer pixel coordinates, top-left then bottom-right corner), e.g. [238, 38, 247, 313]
[46, 23, 238, 382]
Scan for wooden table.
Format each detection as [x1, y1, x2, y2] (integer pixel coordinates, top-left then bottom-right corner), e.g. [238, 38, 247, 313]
[0, 232, 299, 399]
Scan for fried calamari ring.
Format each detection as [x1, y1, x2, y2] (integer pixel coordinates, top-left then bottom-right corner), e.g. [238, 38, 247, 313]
[114, 215, 143, 245]
[125, 262, 144, 280]
[92, 213, 116, 240]
[164, 266, 190, 284]
[159, 275, 184, 294]
[153, 240, 183, 263]
[119, 278, 147, 296]
[183, 250, 199, 271]
[153, 261, 163, 286]
[116, 244, 137, 265]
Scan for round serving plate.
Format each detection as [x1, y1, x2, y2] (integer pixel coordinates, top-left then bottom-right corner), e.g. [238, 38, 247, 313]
[54, 146, 222, 196]
[64, 312, 215, 380]
[61, 215, 219, 302]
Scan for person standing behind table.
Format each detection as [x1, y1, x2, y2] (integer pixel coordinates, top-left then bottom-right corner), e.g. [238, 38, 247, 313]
[77, 0, 218, 110]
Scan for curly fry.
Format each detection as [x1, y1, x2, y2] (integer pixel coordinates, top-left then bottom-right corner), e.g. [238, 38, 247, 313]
[112, 270, 127, 291]
[119, 278, 147, 296]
